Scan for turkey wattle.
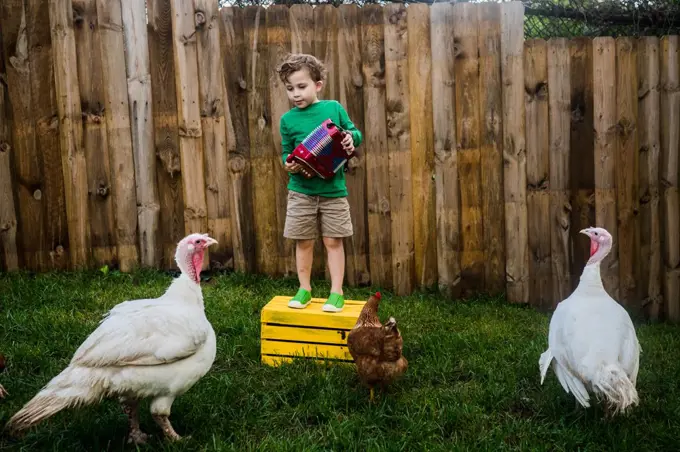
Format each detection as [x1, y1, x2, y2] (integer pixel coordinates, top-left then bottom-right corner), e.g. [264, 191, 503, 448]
[539, 227, 641, 416]
[5, 233, 218, 444]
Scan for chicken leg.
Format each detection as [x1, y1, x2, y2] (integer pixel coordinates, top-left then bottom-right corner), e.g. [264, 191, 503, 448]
[121, 400, 149, 445]
[153, 414, 183, 441]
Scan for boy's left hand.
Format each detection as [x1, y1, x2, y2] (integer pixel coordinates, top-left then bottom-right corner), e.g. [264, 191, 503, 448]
[341, 132, 354, 154]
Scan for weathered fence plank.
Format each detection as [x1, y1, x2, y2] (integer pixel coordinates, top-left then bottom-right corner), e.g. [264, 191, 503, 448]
[220, 6, 255, 274]
[122, 0, 161, 268]
[74, 0, 117, 267]
[593, 37, 620, 300]
[49, 0, 91, 269]
[660, 36, 680, 322]
[2, 1, 42, 269]
[454, 2, 484, 296]
[615, 37, 640, 309]
[267, 4, 294, 277]
[384, 2, 414, 296]
[338, 4, 369, 287]
[197, 0, 234, 270]
[147, 0, 184, 270]
[501, 1, 529, 302]
[430, 2, 460, 298]
[547, 38, 571, 305]
[524, 38, 552, 309]
[0, 22, 19, 271]
[361, 4, 392, 289]
[478, 3, 505, 294]
[244, 5, 278, 276]
[98, 0, 139, 272]
[170, 0, 210, 267]
[569, 37, 595, 287]
[637, 36, 662, 320]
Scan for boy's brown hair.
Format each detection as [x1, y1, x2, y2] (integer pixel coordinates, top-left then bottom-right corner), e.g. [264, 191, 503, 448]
[276, 53, 327, 84]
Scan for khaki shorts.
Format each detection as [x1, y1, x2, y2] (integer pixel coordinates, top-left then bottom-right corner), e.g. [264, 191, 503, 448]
[283, 190, 353, 240]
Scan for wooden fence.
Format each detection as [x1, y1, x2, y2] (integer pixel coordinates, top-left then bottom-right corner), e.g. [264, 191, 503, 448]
[0, 0, 679, 321]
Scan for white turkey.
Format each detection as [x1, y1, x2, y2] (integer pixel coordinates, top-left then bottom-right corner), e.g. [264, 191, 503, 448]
[5, 233, 218, 444]
[539, 227, 641, 416]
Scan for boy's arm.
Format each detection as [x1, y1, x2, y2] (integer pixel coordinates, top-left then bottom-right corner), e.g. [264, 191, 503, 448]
[280, 116, 294, 165]
[337, 102, 363, 148]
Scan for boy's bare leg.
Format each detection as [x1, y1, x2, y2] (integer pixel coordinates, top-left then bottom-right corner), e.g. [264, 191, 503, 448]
[322, 237, 346, 312]
[323, 237, 345, 295]
[296, 239, 314, 291]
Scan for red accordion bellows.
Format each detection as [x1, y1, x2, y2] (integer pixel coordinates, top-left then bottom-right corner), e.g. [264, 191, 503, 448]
[285, 119, 354, 180]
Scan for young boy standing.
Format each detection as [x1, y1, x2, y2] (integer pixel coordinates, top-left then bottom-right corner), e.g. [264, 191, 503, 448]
[276, 53, 363, 313]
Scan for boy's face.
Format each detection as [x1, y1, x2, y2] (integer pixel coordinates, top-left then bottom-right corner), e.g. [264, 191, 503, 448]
[284, 68, 323, 109]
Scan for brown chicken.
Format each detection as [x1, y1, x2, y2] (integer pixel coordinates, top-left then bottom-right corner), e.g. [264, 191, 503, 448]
[346, 292, 408, 402]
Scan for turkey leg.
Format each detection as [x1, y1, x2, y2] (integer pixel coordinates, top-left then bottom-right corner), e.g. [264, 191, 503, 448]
[122, 400, 149, 445]
[153, 414, 183, 441]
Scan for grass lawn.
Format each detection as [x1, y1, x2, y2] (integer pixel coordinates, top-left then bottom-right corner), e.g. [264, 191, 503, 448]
[1, 269, 679, 451]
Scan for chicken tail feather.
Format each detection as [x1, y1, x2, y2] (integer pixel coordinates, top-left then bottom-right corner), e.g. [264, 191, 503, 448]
[592, 364, 639, 415]
[5, 366, 108, 434]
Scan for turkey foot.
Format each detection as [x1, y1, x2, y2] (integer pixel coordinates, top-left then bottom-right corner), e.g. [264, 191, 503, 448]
[122, 400, 149, 445]
[153, 414, 184, 441]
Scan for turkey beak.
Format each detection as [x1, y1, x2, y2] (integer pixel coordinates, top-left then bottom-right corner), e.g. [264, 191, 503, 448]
[204, 236, 218, 247]
[579, 228, 592, 238]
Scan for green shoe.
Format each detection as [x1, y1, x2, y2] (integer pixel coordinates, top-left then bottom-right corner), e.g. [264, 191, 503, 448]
[322, 292, 345, 313]
[288, 288, 312, 309]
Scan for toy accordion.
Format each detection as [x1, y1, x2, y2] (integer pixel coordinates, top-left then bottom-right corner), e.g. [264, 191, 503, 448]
[285, 119, 355, 180]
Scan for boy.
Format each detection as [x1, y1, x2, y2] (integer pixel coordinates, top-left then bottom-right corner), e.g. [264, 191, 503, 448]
[276, 53, 363, 313]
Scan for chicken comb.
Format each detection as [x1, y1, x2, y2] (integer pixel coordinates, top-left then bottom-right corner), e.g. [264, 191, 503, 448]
[374, 291, 381, 299]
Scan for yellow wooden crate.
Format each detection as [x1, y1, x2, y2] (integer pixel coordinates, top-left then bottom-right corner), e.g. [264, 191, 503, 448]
[260, 295, 366, 366]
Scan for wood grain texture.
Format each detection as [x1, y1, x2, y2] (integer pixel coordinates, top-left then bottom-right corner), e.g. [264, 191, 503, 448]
[637, 36, 662, 320]
[122, 0, 161, 267]
[430, 2, 460, 298]
[408, 3, 437, 290]
[244, 5, 278, 276]
[98, 0, 139, 271]
[524, 39, 552, 309]
[338, 4, 369, 287]
[361, 4, 392, 289]
[196, 0, 233, 270]
[49, 0, 91, 268]
[593, 37, 620, 300]
[74, 0, 117, 267]
[547, 38, 571, 305]
[220, 6, 256, 274]
[500, 1, 528, 302]
[0, 21, 19, 271]
[660, 36, 680, 322]
[453, 2, 484, 296]
[384, 2, 414, 296]
[615, 37, 640, 309]
[147, 0, 184, 269]
[478, 3, 505, 294]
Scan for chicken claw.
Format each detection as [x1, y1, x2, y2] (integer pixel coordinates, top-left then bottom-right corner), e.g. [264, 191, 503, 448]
[0, 384, 8, 398]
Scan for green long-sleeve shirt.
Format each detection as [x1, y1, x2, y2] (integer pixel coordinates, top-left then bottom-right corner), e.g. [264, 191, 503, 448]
[280, 100, 363, 197]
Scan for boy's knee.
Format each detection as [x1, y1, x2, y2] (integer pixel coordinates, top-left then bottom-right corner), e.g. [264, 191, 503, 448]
[322, 237, 343, 249]
[297, 239, 315, 250]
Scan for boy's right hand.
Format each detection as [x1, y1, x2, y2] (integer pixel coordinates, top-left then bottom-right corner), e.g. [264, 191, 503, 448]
[285, 160, 302, 173]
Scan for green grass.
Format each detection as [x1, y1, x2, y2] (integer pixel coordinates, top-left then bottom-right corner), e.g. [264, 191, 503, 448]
[1, 269, 679, 451]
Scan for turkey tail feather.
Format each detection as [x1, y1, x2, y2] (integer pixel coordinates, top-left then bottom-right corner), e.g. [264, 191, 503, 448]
[593, 365, 639, 415]
[5, 366, 107, 433]
[554, 362, 590, 408]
